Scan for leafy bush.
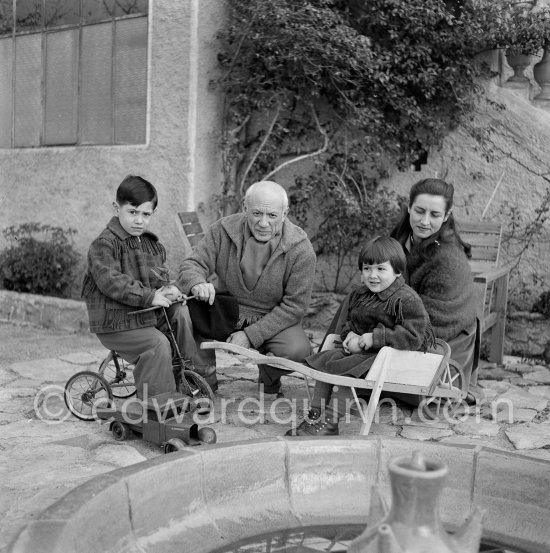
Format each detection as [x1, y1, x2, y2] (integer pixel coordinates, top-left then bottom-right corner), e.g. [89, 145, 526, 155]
[532, 291, 550, 318]
[289, 150, 406, 291]
[0, 223, 81, 297]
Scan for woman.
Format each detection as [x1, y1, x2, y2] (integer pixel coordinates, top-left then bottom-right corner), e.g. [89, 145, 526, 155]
[390, 178, 479, 392]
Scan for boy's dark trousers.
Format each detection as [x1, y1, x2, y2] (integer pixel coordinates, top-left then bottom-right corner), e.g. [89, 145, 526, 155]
[96, 303, 197, 399]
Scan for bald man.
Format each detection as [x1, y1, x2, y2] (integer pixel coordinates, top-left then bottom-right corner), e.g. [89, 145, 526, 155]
[177, 181, 316, 396]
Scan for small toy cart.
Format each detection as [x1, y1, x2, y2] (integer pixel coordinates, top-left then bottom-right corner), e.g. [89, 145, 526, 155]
[95, 391, 216, 453]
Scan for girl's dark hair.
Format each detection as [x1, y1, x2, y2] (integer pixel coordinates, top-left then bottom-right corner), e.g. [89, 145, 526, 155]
[389, 178, 471, 258]
[358, 236, 406, 275]
[116, 175, 158, 208]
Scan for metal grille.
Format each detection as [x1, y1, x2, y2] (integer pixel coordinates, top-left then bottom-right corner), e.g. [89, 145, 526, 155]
[0, 37, 13, 147]
[44, 29, 79, 145]
[113, 17, 147, 145]
[80, 22, 112, 144]
[2, 0, 148, 148]
[14, 34, 41, 147]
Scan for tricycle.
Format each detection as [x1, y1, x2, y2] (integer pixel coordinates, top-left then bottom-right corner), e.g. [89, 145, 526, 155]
[64, 302, 217, 451]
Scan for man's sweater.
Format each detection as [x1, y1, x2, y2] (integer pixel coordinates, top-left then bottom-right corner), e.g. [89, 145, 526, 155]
[177, 213, 316, 348]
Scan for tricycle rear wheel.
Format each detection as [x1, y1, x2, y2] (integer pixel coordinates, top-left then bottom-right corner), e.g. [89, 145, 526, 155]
[64, 371, 113, 421]
[98, 351, 136, 398]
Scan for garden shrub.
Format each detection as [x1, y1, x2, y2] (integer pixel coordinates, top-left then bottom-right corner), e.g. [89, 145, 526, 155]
[0, 223, 81, 298]
[532, 291, 550, 318]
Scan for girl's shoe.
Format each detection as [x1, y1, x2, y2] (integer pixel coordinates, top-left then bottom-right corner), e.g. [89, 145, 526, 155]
[285, 409, 339, 436]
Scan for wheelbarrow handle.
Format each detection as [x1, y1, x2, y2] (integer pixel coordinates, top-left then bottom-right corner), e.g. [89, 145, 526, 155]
[128, 296, 195, 315]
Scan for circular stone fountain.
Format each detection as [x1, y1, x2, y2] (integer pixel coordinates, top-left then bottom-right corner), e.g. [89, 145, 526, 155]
[8, 437, 550, 553]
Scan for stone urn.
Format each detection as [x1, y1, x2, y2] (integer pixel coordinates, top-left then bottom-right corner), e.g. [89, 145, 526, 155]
[533, 42, 550, 105]
[504, 50, 535, 88]
[511, 0, 536, 9]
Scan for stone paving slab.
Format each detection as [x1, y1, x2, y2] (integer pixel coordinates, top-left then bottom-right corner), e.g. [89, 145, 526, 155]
[1, 349, 550, 552]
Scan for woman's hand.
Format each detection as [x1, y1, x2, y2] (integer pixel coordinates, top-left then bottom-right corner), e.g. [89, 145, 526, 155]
[343, 331, 362, 354]
[359, 333, 374, 351]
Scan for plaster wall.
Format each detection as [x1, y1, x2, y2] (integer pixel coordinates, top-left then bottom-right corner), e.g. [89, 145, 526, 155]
[0, 0, 225, 288]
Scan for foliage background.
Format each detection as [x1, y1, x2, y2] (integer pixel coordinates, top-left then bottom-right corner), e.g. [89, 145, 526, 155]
[211, 0, 550, 292]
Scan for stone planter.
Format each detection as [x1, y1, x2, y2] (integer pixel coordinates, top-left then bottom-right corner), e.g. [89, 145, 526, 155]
[533, 42, 550, 107]
[505, 310, 550, 361]
[504, 50, 535, 88]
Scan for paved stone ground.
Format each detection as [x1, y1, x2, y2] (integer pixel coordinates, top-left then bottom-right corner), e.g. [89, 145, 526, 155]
[1, 328, 550, 552]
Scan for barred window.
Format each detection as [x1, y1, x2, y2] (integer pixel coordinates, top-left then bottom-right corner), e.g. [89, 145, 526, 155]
[0, 0, 148, 148]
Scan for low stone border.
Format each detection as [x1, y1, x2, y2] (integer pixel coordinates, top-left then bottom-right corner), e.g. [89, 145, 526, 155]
[506, 311, 550, 360]
[0, 290, 88, 333]
[8, 437, 550, 553]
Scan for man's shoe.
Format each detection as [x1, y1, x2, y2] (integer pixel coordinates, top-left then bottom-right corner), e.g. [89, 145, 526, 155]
[285, 410, 339, 436]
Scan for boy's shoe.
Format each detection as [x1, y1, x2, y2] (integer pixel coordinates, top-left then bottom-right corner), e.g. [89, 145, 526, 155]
[285, 409, 339, 436]
[191, 364, 218, 392]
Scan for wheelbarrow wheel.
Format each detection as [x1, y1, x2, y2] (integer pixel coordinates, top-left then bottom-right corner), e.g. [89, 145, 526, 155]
[64, 371, 113, 421]
[98, 351, 136, 398]
[419, 360, 465, 422]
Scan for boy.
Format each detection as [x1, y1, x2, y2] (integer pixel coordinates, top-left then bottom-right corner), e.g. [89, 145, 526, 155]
[82, 175, 196, 398]
[287, 236, 435, 436]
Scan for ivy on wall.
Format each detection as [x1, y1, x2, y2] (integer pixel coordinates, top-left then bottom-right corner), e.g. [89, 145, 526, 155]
[212, 0, 550, 291]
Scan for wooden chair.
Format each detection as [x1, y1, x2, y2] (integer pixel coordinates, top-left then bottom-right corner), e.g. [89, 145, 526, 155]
[176, 211, 205, 251]
[458, 220, 510, 364]
[201, 339, 464, 435]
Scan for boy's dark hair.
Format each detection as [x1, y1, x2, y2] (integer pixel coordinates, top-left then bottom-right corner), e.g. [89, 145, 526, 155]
[116, 175, 158, 208]
[358, 236, 406, 275]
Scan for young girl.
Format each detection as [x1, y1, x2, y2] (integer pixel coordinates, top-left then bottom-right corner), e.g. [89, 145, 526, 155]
[287, 236, 434, 437]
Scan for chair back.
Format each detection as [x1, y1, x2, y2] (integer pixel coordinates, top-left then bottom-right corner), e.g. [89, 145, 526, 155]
[176, 211, 205, 248]
[457, 220, 503, 274]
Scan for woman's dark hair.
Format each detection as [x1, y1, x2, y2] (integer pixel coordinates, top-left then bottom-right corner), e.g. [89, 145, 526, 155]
[390, 178, 471, 258]
[358, 236, 406, 275]
[116, 175, 158, 208]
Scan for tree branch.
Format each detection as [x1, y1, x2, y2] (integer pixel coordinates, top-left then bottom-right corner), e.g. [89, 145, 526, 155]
[262, 105, 329, 181]
[239, 102, 282, 196]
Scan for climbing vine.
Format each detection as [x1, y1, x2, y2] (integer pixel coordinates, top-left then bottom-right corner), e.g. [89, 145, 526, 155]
[211, 0, 550, 291]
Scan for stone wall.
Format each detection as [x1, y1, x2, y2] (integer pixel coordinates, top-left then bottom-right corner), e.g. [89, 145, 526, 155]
[0, 290, 88, 333]
[505, 311, 550, 361]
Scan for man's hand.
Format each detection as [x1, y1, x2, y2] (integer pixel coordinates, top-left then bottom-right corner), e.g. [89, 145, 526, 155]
[226, 331, 251, 349]
[152, 289, 172, 308]
[191, 282, 216, 305]
[359, 333, 374, 351]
